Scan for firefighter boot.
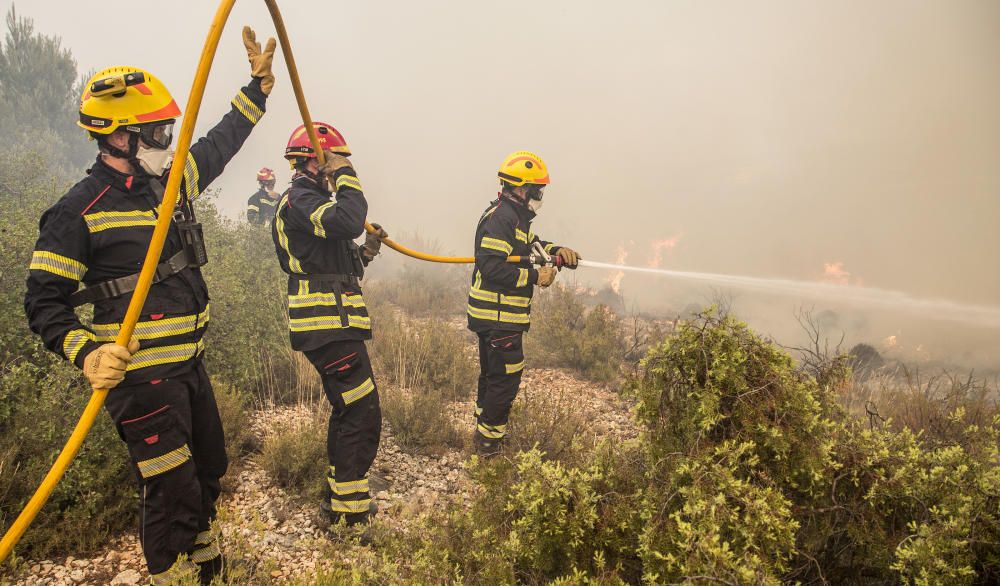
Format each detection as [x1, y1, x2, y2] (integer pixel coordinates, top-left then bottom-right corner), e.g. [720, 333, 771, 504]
[473, 429, 504, 458]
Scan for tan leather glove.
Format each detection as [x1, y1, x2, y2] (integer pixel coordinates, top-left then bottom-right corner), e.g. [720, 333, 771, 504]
[362, 222, 388, 261]
[82, 337, 140, 390]
[319, 151, 355, 191]
[243, 26, 276, 95]
[536, 266, 557, 288]
[557, 247, 580, 268]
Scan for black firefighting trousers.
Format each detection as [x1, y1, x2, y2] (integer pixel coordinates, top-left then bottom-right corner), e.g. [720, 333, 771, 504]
[475, 331, 525, 444]
[304, 340, 381, 525]
[103, 361, 226, 580]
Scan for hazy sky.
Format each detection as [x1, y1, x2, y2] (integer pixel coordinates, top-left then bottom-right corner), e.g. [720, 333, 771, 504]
[14, 1, 1000, 315]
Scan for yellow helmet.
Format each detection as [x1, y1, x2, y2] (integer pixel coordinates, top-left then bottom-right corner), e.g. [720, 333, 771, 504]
[498, 151, 550, 186]
[78, 66, 181, 136]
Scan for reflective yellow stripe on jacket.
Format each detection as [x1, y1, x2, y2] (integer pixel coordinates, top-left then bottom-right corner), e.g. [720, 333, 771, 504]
[92, 305, 211, 342]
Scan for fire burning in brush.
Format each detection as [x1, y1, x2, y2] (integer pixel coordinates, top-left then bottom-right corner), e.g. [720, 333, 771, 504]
[648, 235, 681, 269]
[608, 243, 630, 294]
[821, 261, 863, 286]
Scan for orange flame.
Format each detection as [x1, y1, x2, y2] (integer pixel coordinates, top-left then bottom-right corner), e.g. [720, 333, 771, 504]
[821, 261, 863, 286]
[648, 236, 681, 268]
[608, 242, 630, 294]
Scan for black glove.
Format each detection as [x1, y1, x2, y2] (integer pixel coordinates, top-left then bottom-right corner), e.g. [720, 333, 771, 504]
[361, 223, 388, 263]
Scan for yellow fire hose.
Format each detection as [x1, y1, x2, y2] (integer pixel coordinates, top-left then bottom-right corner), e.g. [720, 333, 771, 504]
[262, 0, 523, 265]
[0, 0, 238, 563]
[1, 0, 529, 563]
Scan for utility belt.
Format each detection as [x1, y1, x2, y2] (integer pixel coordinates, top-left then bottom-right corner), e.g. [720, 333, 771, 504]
[71, 181, 208, 307]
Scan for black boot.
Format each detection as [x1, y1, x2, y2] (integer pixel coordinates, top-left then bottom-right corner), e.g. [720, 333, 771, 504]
[473, 429, 504, 458]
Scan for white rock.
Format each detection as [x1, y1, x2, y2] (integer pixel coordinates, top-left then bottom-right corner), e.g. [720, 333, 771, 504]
[110, 569, 142, 585]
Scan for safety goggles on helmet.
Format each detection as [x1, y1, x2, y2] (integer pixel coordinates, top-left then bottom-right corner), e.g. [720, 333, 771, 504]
[126, 120, 175, 150]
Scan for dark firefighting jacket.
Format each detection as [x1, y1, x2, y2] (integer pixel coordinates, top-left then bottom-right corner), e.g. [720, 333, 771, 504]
[467, 195, 563, 333]
[24, 78, 267, 385]
[271, 168, 371, 352]
[246, 188, 278, 225]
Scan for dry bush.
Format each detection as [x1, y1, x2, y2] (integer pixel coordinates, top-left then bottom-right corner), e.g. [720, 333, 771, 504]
[854, 367, 999, 446]
[506, 389, 594, 467]
[527, 284, 625, 383]
[213, 379, 257, 462]
[381, 386, 464, 455]
[258, 407, 329, 502]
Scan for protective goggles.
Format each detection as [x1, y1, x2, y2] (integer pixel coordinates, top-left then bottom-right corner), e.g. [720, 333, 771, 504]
[126, 121, 176, 150]
[527, 184, 545, 201]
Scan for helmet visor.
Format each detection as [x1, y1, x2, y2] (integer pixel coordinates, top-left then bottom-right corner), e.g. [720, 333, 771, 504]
[136, 121, 175, 150]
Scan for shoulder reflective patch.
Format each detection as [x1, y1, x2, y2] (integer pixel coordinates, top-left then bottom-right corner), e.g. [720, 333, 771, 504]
[84, 209, 156, 233]
[30, 250, 87, 280]
[514, 229, 528, 243]
[481, 236, 513, 254]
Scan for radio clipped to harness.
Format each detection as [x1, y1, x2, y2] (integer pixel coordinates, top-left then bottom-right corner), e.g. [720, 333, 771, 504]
[176, 215, 208, 267]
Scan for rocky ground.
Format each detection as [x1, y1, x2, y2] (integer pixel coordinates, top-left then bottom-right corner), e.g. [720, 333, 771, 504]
[3, 368, 635, 585]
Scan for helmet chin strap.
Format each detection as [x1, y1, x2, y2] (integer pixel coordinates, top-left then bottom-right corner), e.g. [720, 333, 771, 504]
[101, 133, 150, 177]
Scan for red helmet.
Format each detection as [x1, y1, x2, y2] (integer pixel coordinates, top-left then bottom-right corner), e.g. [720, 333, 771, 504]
[257, 167, 275, 182]
[285, 122, 350, 160]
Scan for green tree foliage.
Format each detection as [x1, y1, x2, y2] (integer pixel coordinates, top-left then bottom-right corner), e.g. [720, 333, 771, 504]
[359, 311, 998, 585]
[0, 5, 91, 172]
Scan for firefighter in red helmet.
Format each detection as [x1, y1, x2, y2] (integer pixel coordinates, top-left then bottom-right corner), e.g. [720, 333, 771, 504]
[271, 121, 387, 538]
[247, 167, 279, 225]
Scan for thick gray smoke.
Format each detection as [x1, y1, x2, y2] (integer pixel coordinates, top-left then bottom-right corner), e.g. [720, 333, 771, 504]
[24, 0, 1000, 369]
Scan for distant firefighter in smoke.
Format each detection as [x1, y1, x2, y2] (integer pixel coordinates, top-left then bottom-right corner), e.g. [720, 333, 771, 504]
[466, 151, 580, 456]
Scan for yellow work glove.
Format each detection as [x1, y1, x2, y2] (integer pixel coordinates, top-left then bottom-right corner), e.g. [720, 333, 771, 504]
[243, 26, 276, 95]
[319, 150, 355, 192]
[536, 266, 557, 288]
[82, 337, 140, 390]
[362, 222, 388, 261]
[556, 247, 580, 268]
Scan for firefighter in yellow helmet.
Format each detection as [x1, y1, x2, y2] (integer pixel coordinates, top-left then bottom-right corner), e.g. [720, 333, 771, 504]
[467, 151, 580, 455]
[24, 28, 275, 584]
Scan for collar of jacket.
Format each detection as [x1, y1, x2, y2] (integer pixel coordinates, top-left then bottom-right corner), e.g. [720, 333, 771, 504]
[499, 193, 536, 221]
[292, 172, 331, 196]
[88, 155, 153, 194]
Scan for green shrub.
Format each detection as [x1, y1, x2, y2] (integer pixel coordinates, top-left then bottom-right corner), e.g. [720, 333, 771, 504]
[197, 195, 298, 403]
[527, 285, 625, 383]
[0, 361, 133, 560]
